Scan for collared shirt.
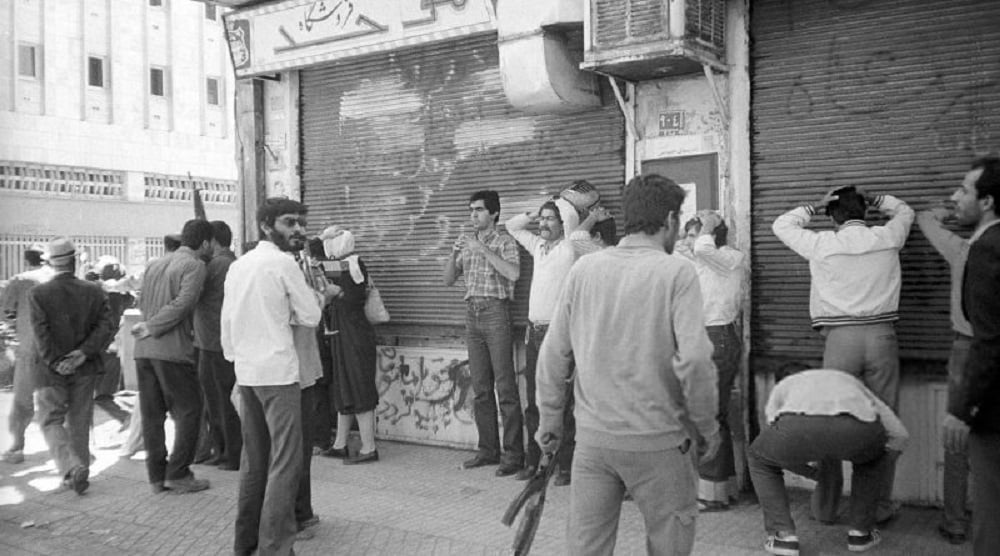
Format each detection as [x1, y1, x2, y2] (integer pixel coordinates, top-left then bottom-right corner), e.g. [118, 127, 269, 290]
[135, 246, 207, 364]
[766, 369, 909, 452]
[916, 212, 972, 336]
[221, 241, 322, 387]
[772, 195, 914, 328]
[683, 235, 746, 326]
[453, 228, 519, 301]
[193, 247, 236, 352]
[506, 198, 580, 323]
[969, 218, 1000, 244]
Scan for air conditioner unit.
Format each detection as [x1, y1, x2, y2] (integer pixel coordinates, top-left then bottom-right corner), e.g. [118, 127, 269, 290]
[582, 0, 727, 81]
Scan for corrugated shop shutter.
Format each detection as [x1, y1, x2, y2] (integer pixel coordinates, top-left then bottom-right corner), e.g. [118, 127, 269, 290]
[750, 0, 1000, 370]
[300, 33, 624, 330]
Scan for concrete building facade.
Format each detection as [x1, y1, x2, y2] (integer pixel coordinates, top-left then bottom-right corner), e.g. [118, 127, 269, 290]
[0, 0, 240, 277]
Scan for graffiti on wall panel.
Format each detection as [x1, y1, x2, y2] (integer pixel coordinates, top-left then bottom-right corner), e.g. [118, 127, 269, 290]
[375, 347, 476, 445]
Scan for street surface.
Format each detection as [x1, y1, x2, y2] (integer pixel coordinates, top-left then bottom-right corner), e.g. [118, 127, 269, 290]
[0, 391, 970, 555]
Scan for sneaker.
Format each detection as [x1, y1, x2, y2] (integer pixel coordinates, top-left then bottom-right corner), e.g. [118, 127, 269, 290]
[764, 533, 800, 556]
[848, 529, 882, 552]
[0, 450, 24, 464]
[164, 475, 210, 494]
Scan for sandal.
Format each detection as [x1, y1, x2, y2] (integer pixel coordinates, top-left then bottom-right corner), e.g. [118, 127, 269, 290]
[697, 499, 730, 512]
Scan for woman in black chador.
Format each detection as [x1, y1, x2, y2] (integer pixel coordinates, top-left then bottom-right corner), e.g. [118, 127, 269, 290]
[318, 226, 379, 464]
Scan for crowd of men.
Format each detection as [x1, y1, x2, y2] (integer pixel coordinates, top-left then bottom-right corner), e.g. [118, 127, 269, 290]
[1, 156, 998, 556]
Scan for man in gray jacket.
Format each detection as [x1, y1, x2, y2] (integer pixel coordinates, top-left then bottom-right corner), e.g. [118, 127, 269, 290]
[132, 219, 213, 494]
[536, 173, 719, 555]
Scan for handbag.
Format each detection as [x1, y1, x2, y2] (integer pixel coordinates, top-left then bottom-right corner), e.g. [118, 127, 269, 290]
[364, 278, 390, 324]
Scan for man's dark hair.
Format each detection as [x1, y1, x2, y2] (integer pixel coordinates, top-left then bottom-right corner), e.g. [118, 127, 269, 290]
[163, 234, 182, 253]
[210, 220, 233, 248]
[824, 186, 867, 224]
[181, 219, 214, 250]
[972, 156, 1000, 216]
[538, 200, 562, 223]
[25, 250, 44, 266]
[592, 217, 618, 246]
[257, 197, 308, 230]
[623, 174, 686, 235]
[684, 217, 701, 234]
[713, 220, 729, 248]
[469, 190, 501, 223]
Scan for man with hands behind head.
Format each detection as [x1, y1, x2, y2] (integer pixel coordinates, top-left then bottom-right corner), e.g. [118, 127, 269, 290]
[772, 185, 913, 525]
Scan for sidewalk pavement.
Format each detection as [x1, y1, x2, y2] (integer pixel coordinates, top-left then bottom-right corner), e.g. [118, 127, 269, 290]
[0, 391, 971, 555]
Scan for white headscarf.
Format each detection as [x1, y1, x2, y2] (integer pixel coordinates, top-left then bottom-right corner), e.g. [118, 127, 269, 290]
[320, 226, 365, 284]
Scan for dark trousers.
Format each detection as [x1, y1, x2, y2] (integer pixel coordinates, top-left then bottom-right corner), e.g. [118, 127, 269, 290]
[942, 334, 972, 535]
[816, 323, 900, 522]
[699, 324, 740, 483]
[234, 384, 302, 556]
[35, 373, 97, 476]
[295, 385, 318, 525]
[94, 353, 129, 424]
[749, 414, 890, 534]
[136, 358, 203, 483]
[7, 345, 36, 451]
[198, 348, 242, 467]
[465, 298, 523, 465]
[969, 430, 1000, 555]
[525, 323, 575, 471]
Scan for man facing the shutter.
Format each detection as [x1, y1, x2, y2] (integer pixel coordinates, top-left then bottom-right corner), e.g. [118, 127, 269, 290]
[772, 186, 914, 525]
[443, 190, 524, 477]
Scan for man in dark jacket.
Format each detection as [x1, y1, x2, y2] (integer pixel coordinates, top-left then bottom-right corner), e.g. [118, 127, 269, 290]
[132, 219, 213, 494]
[943, 155, 1000, 556]
[29, 238, 114, 494]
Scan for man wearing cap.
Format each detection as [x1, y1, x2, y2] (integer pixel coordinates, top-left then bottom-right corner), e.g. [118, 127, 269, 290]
[132, 219, 214, 494]
[0, 244, 55, 464]
[28, 238, 115, 494]
[773, 186, 914, 524]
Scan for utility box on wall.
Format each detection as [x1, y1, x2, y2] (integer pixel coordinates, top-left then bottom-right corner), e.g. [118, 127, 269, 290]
[583, 0, 727, 80]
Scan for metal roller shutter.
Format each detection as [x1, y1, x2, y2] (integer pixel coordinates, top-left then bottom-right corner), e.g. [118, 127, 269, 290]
[750, 0, 1000, 370]
[300, 33, 625, 330]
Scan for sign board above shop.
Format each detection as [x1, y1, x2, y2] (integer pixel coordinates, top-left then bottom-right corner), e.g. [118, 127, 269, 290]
[225, 0, 497, 77]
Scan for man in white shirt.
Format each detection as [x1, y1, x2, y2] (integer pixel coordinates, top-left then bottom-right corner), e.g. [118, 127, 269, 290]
[678, 211, 746, 511]
[749, 368, 909, 556]
[772, 186, 914, 524]
[506, 194, 582, 483]
[222, 198, 335, 556]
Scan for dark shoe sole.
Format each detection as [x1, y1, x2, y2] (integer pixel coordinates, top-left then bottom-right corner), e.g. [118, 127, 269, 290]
[462, 457, 500, 469]
[344, 451, 379, 465]
[319, 447, 349, 459]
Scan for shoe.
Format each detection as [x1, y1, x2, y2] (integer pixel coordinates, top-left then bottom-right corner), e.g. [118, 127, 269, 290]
[199, 455, 224, 466]
[319, 446, 349, 459]
[63, 466, 90, 495]
[764, 533, 800, 556]
[697, 499, 730, 512]
[495, 461, 520, 477]
[298, 515, 320, 531]
[344, 450, 379, 465]
[150, 481, 172, 494]
[164, 475, 210, 494]
[218, 461, 240, 471]
[0, 450, 24, 464]
[192, 451, 214, 465]
[553, 472, 571, 487]
[294, 528, 315, 541]
[514, 466, 537, 481]
[462, 455, 499, 469]
[937, 524, 967, 545]
[848, 529, 882, 552]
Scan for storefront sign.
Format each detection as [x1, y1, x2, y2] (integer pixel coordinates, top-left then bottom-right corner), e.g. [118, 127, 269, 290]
[225, 0, 496, 77]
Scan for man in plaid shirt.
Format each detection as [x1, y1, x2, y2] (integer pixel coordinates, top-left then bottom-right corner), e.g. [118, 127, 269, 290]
[444, 190, 525, 476]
